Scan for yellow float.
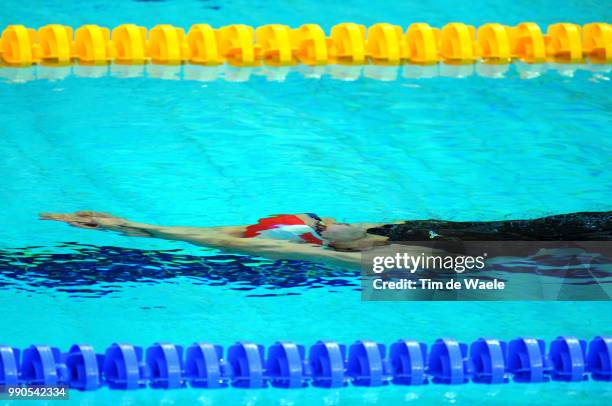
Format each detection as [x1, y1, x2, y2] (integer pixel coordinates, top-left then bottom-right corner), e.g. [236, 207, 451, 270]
[0, 25, 39, 66]
[404, 23, 439, 64]
[74, 25, 112, 64]
[477, 23, 512, 63]
[509, 22, 546, 63]
[217, 24, 260, 66]
[439, 23, 477, 63]
[256, 24, 295, 66]
[582, 23, 611, 63]
[291, 24, 328, 65]
[148, 24, 187, 65]
[38, 24, 73, 64]
[546, 23, 583, 62]
[329, 23, 367, 64]
[186, 24, 223, 65]
[366, 23, 403, 65]
[111, 24, 148, 64]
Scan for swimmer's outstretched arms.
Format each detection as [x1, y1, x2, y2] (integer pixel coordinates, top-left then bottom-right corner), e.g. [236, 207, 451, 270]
[40, 210, 611, 268]
[39, 212, 368, 268]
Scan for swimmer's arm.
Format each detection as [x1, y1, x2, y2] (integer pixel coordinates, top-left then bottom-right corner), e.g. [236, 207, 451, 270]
[40, 212, 246, 239]
[40, 212, 361, 268]
[118, 223, 362, 269]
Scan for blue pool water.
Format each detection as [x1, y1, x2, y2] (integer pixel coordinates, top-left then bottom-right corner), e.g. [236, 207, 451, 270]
[1, 0, 612, 405]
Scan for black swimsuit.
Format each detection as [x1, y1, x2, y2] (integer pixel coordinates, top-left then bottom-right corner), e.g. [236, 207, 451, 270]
[366, 211, 612, 241]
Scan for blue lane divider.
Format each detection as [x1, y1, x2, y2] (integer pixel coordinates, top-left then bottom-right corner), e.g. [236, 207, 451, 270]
[102, 343, 148, 389]
[428, 338, 471, 384]
[309, 341, 347, 388]
[508, 337, 552, 383]
[0, 346, 19, 386]
[0, 336, 610, 391]
[347, 340, 390, 386]
[587, 336, 612, 382]
[184, 343, 228, 388]
[549, 337, 588, 382]
[470, 338, 509, 384]
[227, 342, 266, 388]
[64, 344, 103, 390]
[146, 343, 184, 389]
[389, 340, 427, 385]
[266, 342, 308, 388]
[20, 345, 69, 386]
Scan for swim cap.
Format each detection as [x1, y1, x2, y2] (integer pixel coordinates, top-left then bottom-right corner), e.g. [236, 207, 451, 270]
[244, 215, 323, 245]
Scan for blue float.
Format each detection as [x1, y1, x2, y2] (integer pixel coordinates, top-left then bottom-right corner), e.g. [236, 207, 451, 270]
[0, 345, 20, 386]
[587, 336, 612, 382]
[389, 340, 428, 385]
[20, 345, 68, 386]
[347, 340, 390, 386]
[507, 338, 551, 383]
[184, 343, 228, 388]
[428, 338, 471, 384]
[227, 342, 266, 388]
[308, 341, 347, 388]
[63, 344, 103, 390]
[146, 343, 184, 389]
[470, 338, 508, 384]
[103, 343, 148, 389]
[548, 336, 587, 382]
[266, 342, 308, 388]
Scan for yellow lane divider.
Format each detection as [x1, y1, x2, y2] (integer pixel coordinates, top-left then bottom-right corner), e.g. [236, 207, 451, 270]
[0, 22, 610, 67]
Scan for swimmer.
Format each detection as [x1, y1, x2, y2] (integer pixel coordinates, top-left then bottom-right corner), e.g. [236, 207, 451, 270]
[40, 211, 611, 268]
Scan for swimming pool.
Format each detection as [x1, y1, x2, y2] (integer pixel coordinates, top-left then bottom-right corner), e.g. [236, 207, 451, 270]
[1, 0, 612, 404]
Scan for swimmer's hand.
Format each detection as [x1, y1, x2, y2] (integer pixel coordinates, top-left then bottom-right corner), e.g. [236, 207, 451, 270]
[41, 211, 169, 238]
[40, 211, 128, 230]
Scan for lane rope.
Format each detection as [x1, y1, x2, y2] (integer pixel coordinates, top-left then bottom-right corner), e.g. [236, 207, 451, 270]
[1, 22, 610, 67]
[1, 336, 610, 390]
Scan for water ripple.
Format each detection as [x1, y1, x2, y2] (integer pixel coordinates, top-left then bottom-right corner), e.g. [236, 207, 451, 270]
[0, 243, 360, 298]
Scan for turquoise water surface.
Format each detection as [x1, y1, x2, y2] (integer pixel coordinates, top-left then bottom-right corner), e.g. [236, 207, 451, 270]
[1, 0, 612, 405]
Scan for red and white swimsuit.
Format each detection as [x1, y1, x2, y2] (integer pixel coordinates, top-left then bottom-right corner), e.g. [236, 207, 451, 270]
[244, 215, 323, 245]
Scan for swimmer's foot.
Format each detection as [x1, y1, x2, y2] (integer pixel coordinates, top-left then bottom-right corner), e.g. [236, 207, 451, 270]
[39, 211, 128, 230]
